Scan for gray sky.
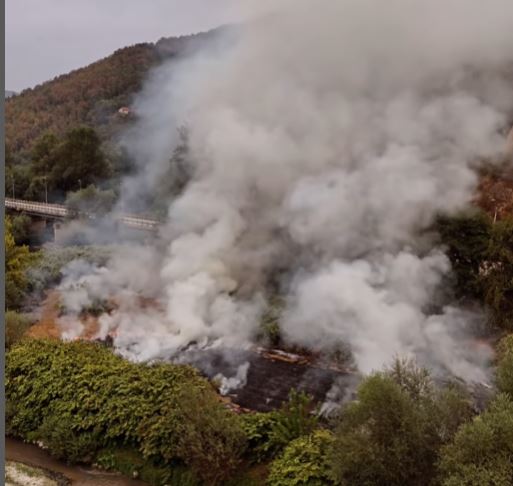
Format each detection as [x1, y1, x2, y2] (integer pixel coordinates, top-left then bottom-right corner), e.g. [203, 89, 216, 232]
[6, 0, 265, 92]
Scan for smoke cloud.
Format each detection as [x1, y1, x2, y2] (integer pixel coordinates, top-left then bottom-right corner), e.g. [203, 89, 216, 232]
[59, 0, 513, 382]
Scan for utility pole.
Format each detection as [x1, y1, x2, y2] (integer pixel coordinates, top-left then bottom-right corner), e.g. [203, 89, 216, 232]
[44, 176, 48, 204]
[11, 175, 15, 199]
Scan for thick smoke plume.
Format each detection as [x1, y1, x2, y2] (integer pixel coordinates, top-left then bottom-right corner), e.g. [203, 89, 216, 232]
[59, 0, 513, 381]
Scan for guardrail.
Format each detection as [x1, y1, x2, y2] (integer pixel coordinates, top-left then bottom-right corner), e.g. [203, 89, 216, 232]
[6, 197, 69, 218]
[5, 198, 159, 232]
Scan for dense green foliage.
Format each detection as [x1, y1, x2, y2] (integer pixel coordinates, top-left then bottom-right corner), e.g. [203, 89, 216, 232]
[438, 211, 513, 329]
[96, 447, 198, 486]
[65, 184, 117, 216]
[483, 217, 513, 329]
[9, 214, 33, 245]
[6, 126, 112, 203]
[6, 339, 246, 484]
[242, 391, 318, 463]
[437, 211, 491, 298]
[5, 217, 33, 309]
[267, 429, 335, 486]
[5, 311, 33, 349]
[5, 44, 159, 158]
[330, 361, 472, 486]
[438, 394, 513, 485]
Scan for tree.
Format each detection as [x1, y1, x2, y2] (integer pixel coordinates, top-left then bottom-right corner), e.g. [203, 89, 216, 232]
[267, 429, 336, 486]
[172, 386, 247, 485]
[330, 361, 472, 486]
[437, 211, 491, 299]
[10, 214, 33, 245]
[497, 334, 513, 396]
[31, 132, 59, 177]
[5, 217, 33, 309]
[483, 217, 513, 329]
[51, 127, 111, 192]
[65, 185, 117, 216]
[437, 212, 513, 330]
[5, 163, 32, 200]
[438, 394, 513, 486]
[5, 311, 32, 349]
[151, 126, 192, 217]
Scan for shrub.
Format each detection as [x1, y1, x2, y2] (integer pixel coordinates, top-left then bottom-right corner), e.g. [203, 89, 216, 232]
[172, 387, 247, 485]
[96, 448, 198, 486]
[10, 214, 33, 245]
[6, 339, 245, 483]
[330, 362, 472, 486]
[25, 245, 112, 294]
[5, 217, 33, 309]
[259, 296, 284, 347]
[438, 394, 513, 486]
[5, 311, 32, 348]
[242, 411, 282, 462]
[269, 390, 319, 451]
[267, 429, 335, 486]
[242, 391, 319, 465]
[30, 413, 103, 464]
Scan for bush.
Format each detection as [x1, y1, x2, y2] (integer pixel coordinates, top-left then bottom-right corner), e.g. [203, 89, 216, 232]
[172, 387, 247, 485]
[269, 391, 319, 451]
[330, 361, 472, 486]
[5, 217, 33, 309]
[242, 411, 282, 462]
[25, 245, 112, 294]
[438, 394, 513, 485]
[30, 413, 103, 464]
[242, 391, 319, 466]
[6, 339, 245, 483]
[5, 311, 32, 349]
[10, 214, 33, 245]
[267, 429, 335, 486]
[96, 448, 198, 486]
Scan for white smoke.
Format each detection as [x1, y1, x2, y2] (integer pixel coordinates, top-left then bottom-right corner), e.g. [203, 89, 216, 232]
[215, 362, 251, 396]
[60, 0, 513, 381]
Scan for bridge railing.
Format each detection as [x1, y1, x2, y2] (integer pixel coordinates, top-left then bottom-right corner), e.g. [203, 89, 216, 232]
[6, 197, 69, 217]
[6, 198, 159, 231]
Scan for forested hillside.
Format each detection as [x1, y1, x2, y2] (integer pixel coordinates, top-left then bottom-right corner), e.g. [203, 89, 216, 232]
[5, 31, 213, 162]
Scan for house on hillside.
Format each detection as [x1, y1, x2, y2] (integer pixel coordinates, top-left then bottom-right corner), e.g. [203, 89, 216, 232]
[118, 106, 131, 116]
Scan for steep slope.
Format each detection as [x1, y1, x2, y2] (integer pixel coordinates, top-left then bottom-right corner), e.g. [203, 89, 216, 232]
[5, 31, 214, 161]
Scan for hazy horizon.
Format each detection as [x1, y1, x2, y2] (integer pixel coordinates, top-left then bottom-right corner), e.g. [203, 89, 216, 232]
[6, 0, 274, 92]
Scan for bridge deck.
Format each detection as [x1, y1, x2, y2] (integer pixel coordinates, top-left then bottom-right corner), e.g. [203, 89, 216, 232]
[5, 198, 159, 231]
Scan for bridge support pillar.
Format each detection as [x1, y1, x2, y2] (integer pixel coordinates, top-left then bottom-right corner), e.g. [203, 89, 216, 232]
[53, 222, 64, 245]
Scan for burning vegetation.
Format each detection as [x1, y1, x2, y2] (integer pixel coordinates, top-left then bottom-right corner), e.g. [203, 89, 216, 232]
[5, 0, 513, 484]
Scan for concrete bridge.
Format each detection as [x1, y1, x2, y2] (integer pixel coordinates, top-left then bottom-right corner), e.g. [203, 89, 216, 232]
[6, 198, 159, 243]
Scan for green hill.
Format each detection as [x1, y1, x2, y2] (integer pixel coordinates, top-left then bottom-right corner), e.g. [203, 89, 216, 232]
[5, 31, 213, 163]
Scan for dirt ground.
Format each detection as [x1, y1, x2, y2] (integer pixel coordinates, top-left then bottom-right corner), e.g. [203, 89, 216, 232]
[26, 291, 100, 340]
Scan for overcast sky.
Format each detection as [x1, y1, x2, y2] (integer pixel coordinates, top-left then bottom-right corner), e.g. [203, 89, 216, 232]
[6, 0, 269, 92]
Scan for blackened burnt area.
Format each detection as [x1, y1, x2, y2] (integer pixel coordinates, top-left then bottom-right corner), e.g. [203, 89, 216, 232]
[177, 347, 353, 412]
[233, 355, 347, 412]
